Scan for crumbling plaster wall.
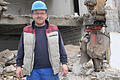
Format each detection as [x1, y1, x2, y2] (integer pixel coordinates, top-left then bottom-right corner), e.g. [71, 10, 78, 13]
[41, 0, 74, 16]
[105, 0, 120, 32]
[115, 0, 120, 15]
[5, 0, 74, 16]
[115, 0, 120, 26]
[78, 0, 88, 17]
[5, 0, 33, 15]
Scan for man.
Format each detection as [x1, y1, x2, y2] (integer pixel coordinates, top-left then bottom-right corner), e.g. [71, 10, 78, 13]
[16, 1, 68, 80]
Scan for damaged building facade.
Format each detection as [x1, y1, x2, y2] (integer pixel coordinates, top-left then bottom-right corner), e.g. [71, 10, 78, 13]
[0, 0, 119, 49]
[0, 0, 83, 51]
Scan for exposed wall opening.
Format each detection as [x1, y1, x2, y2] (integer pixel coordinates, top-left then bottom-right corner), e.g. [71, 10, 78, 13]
[58, 26, 81, 45]
[0, 35, 20, 51]
[0, 25, 24, 51]
[73, 0, 79, 15]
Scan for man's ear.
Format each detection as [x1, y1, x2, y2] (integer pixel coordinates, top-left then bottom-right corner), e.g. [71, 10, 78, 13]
[45, 14, 48, 19]
[31, 14, 34, 19]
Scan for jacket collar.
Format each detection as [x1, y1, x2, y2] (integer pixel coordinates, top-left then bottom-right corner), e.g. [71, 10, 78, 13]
[32, 20, 49, 29]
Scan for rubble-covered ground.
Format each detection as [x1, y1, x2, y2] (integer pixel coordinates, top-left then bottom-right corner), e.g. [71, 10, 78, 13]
[0, 45, 120, 80]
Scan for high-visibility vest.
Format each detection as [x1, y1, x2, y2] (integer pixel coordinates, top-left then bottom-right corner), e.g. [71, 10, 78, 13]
[23, 24, 60, 76]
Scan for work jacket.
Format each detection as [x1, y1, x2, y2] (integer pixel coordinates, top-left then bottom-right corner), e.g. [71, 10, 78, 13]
[23, 23, 61, 76]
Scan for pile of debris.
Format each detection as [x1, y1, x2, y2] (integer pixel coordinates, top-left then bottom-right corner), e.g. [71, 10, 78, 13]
[0, 45, 120, 80]
[0, 0, 8, 14]
[0, 0, 13, 19]
[0, 0, 8, 16]
[62, 45, 120, 80]
[0, 49, 18, 80]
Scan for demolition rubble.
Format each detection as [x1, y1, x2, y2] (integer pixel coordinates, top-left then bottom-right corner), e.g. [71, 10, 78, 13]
[0, 0, 14, 19]
[0, 0, 120, 80]
[0, 45, 120, 80]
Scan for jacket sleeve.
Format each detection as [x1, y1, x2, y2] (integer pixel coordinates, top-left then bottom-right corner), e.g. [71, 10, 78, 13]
[16, 32, 24, 67]
[58, 31, 68, 64]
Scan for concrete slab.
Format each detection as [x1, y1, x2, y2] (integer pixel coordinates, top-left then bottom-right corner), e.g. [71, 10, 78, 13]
[0, 15, 83, 26]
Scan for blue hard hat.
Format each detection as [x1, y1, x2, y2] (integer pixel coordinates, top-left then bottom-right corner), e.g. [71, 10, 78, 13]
[31, 1, 47, 11]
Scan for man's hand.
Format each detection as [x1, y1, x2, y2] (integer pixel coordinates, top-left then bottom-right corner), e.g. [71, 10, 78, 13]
[16, 67, 23, 80]
[60, 64, 68, 76]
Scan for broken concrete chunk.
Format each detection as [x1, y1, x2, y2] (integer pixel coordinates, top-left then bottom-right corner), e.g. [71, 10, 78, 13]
[6, 76, 14, 80]
[2, 6, 7, 11]
[0, 6, 2, 11]
[0, 0, 9, 6]
[72, 61, 82, 76]
[4, 65, 16, 73]
[0, 64, 4, 75]
[0, 49, 16, 61]
[2, 14, 14, 19]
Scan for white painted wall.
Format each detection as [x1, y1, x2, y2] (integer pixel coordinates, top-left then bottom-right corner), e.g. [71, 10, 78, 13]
[105, 0, 120, 69]
[110, 32, 120, 70]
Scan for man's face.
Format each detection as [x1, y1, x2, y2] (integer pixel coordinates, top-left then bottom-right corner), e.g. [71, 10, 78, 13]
[32, 9, 47, 26]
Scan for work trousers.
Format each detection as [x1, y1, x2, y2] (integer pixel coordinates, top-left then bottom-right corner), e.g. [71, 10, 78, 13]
[26, 68, 59, 80]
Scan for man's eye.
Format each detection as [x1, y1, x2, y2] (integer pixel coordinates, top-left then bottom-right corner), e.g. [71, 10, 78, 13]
[34, 13, 46, 15]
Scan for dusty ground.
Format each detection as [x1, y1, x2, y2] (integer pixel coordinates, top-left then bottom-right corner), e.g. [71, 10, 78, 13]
[0, 45, 120, 80]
